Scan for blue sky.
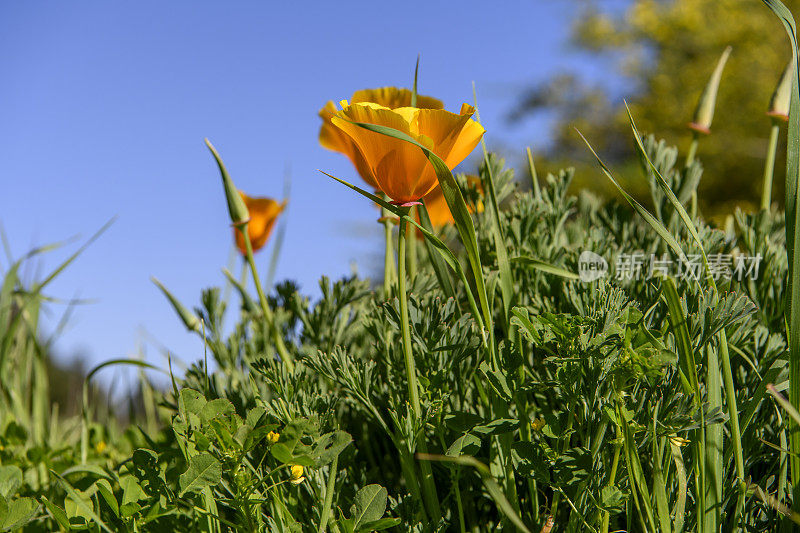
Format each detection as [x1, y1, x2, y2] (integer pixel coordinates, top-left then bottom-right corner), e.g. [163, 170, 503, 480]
[0, 1, 619, 378]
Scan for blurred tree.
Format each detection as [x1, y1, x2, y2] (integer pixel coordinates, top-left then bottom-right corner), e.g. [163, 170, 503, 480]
[513, 0, 796, 212]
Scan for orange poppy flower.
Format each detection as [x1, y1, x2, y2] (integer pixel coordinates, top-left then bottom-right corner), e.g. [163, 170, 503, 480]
[319, 87, 444, 190]
[327, 102, 485, 204]
[233, 192, 286, 255]
[421, 175, 485, 228]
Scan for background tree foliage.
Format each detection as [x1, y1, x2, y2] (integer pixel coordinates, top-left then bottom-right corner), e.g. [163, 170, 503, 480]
[513, 0, 797, 212]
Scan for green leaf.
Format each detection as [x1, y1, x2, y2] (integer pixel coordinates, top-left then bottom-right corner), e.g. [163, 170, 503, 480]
[510, 256, 579, 280]
[94, 479, 119, 518]
[0, 467, 22, 499]
[41, 496, 71, 530]
[358, 518, 402, 532]
[52, 471, 113, 533]
[120, 476, 146, 506]
[312, 431, 352, 467]
[178, 453, 222, 497]
[351, 484, 388, 529]
[179, 388, 207, 417]
[0, 497, 36, 532]
[512, 441, 551, 483]
[446, 434, 482, 457]
[479, 361, 512, 401]
[200, 398, 235, 424]
[472, 418, 517, 437]
[61, 464, 112, 481]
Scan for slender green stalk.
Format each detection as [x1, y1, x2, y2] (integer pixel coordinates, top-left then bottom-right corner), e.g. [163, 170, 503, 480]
[397, 213, 441, 520]
[238, 225, 294, 372]
[407, 206, 418, 280]
[704, 343, 722, 533]
[686, 133, 700, 219]
[454, 473, 466, 533]
[316, 455, 338, 533]
[382, 207, 396, 296]
[686, 133, 699, 168]
[526, 147, 541, 201]
[600, 423, 623, 533]
[719, 331, 746, 528]
[762, 121, 781, 210]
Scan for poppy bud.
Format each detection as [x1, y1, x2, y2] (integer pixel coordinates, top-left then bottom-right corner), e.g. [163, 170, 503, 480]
[205, 138, 250, 226]
[152, 277, 200, 332]
[768, 61, 793, 122]
[688, 46, 732, 135]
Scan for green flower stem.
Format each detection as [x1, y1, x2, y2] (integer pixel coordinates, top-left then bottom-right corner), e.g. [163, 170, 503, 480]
[237, 224, 294, 373]
[719, 330, 746, 527]
[317, 455, 338, 533]
[761, 121, 781, 211]
[454, 473, 466, 533]
[381, 205, 396, 296]
[407, 206, 418, 280]
[600, 423, 623, 533]
[686, 132, 699, 168]
[686, 133, 699, 219]
[397, 212, 441, 520]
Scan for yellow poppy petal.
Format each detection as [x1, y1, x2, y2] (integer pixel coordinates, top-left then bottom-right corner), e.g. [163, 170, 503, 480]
[351, 87, 444, 110]
[319, 101, 380, 188]
[331, 104, 431, 203]
[421, 186, 454, 227]
[414, 104, 485, 170]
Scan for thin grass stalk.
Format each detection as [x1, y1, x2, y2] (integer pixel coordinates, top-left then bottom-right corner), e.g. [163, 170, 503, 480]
[719, 331, 746, 526]
[704, 343, 723, 532]
[397, 213, 441, 520]
[526, 147, 541, 201]
[757, 7, 800, 515]
[316, 455, 338, 533]
[238, 225, 294, 373]
[762, 121, 781, 210]
[381, 205, 396, 296]
[600, 423, 622, 533]
[651, 405, 672, 533]
[686, 133, 699, 218]
[454, 473, 467, 533]
[407, 206, 418, 280]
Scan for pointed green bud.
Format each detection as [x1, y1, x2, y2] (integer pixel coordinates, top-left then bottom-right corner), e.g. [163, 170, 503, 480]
[221, 268, 257, 314]
[768, 61, 793, 122]
[205, 138, 250, 226]
[688, 46, 732, 135]
[152, 277, 200, 332]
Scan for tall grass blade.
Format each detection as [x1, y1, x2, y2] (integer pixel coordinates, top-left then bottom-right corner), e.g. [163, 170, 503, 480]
[761, 0, 800, 510]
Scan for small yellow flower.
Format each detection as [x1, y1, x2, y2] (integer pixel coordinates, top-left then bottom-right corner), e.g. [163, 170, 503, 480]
[669, 435, 690, 447]
[95, 441, 107, 454]
[531, 419, 545, 432]
[266, 431, 280, 445]
[289, 464, 305, 485]
[233, 192, 286, 255]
